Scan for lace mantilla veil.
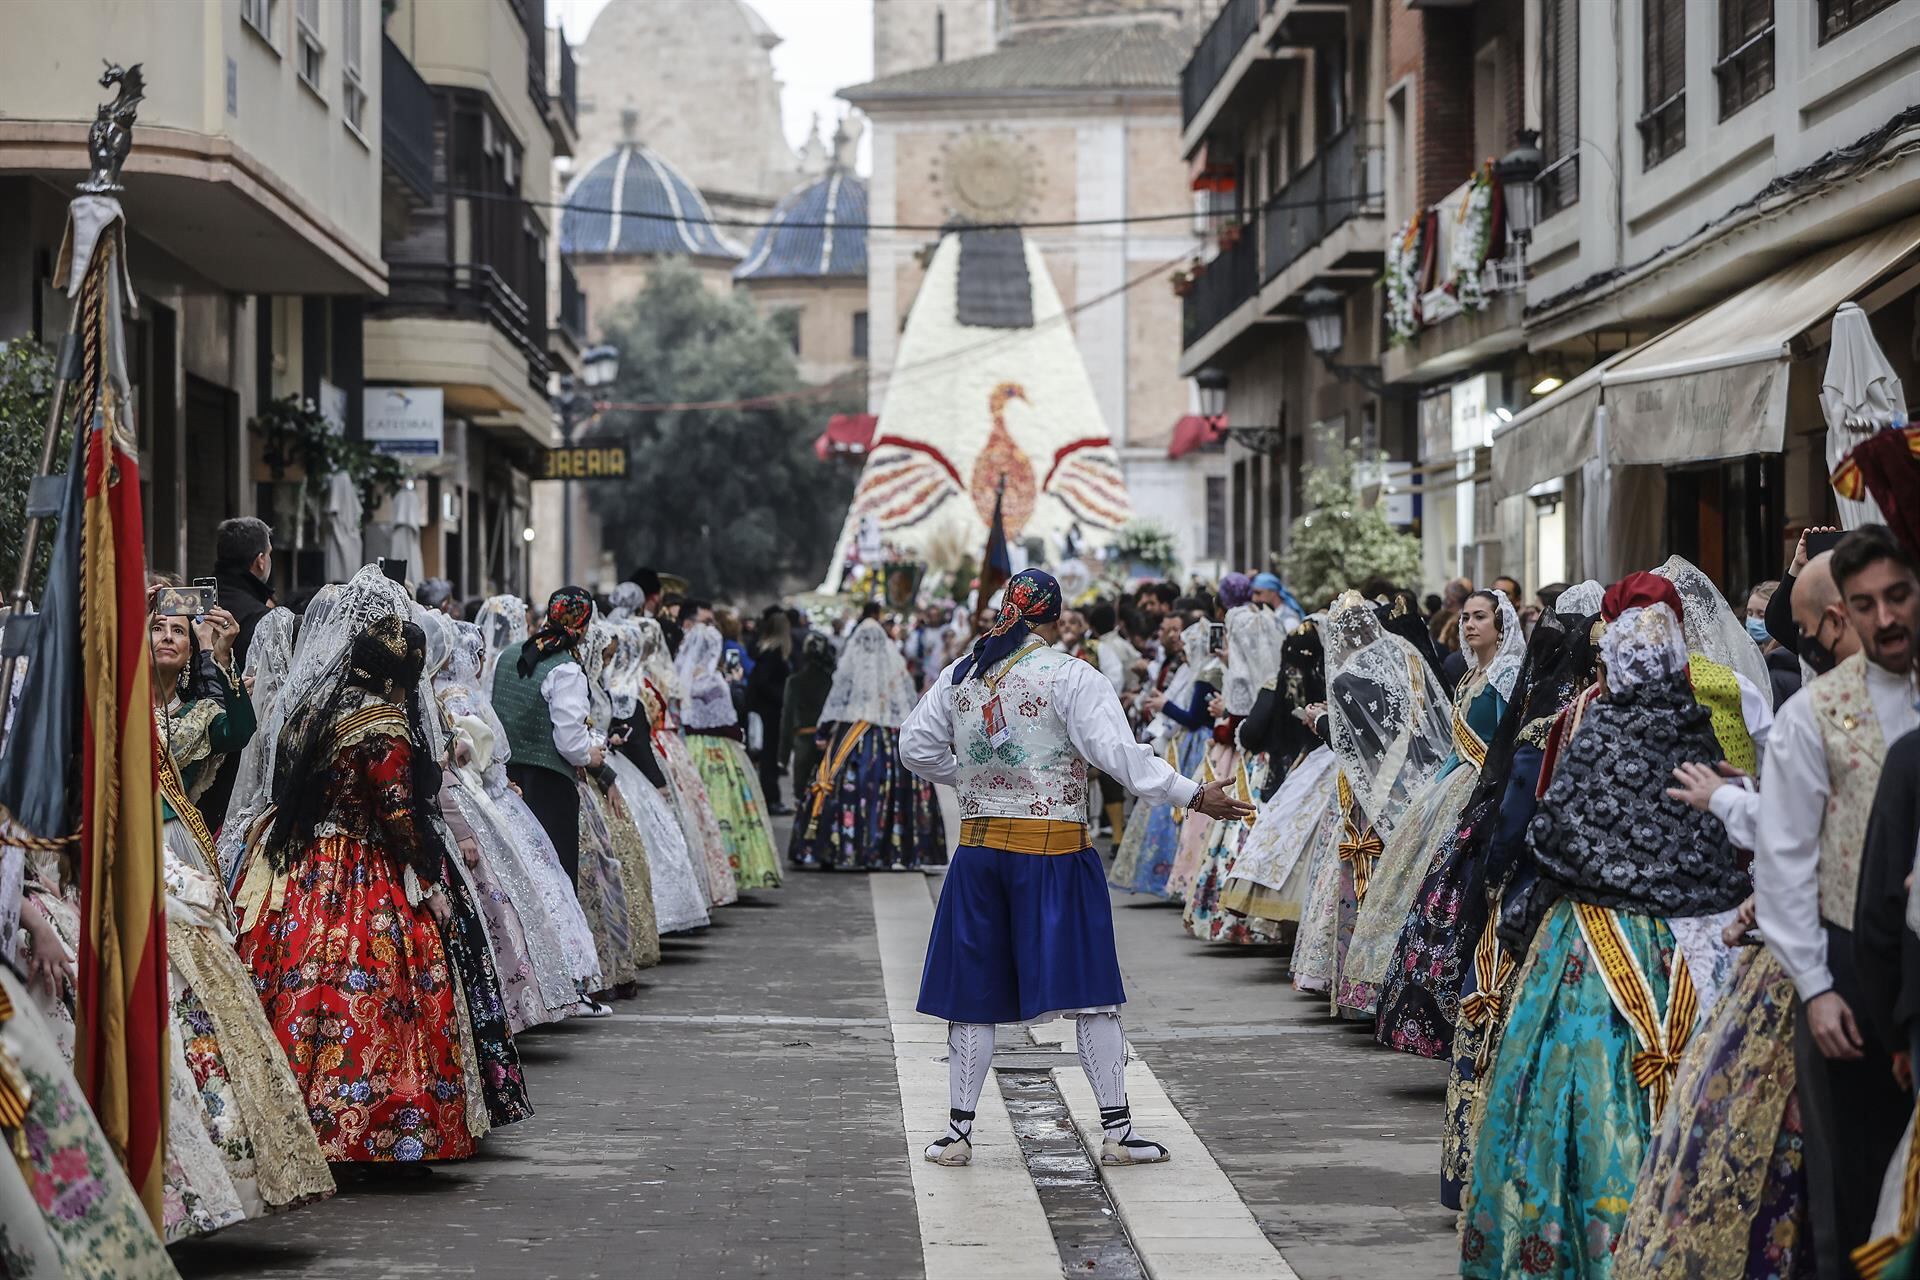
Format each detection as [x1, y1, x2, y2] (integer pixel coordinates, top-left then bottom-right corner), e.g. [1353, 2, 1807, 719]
[1653, 555, 1773, 707]
[1325, 592, 1451, 830]
[216, 606, 294, 880]
[473, 594, 529, 687]
[1224, 604, 1286, 717]
[1465, 592, 1527, 701]
[819, 619, 919, 729]
[675, 622, 736, 730]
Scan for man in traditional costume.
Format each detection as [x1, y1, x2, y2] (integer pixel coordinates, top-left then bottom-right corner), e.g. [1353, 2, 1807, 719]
[1754, 524, 1919, 1275]
[900, 570, 1252, 1168]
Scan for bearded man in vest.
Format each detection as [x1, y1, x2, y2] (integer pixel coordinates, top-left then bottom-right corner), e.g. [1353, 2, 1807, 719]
[492, 586, 603, 887]
[900, 569, 1254, 1168]
[1755, 524, 1920, 1274]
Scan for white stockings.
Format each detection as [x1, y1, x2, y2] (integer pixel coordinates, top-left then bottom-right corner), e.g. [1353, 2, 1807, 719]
[927, 1015, 1168, 1166]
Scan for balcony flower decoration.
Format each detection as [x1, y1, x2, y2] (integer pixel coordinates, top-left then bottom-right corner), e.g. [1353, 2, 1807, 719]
[1384, 213, 1427, 344]
[1447, 161, 1506, 313]
[1171, 265, 1198, 297]
[1218, 217, 1245, 251]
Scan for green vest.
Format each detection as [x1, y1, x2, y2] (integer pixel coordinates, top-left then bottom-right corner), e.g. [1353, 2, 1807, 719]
[491, 648, 577, 779]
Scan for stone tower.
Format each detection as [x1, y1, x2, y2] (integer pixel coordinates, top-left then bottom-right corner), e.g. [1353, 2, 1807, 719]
[573, 0, 800, 207]
[871, 0, 996, 81]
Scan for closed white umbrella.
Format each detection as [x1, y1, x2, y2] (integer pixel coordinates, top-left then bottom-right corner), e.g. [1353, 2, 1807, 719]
[1820, 301, 1906, 529]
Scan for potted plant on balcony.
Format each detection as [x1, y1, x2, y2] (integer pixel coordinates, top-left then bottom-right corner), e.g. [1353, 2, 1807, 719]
[1170, 266, 1197, 297]
[1217, 217, 1245, 251]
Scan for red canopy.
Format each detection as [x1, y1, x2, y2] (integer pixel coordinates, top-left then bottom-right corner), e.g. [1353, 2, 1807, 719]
[815, 412, 877, 461]
[1167, 414, 1226, 459]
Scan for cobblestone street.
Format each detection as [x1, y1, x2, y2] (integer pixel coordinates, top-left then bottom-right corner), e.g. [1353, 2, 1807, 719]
[171, 830, 1456, 1280]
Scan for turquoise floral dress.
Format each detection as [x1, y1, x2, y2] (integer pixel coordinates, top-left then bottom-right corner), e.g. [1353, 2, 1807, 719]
[1461, 901, 1679, 1278]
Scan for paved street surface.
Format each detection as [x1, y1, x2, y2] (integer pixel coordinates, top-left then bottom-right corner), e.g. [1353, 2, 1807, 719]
[174, 833, 1456, 1280]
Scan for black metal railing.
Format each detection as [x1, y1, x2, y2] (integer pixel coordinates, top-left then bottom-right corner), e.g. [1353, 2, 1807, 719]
[1182, 232, 1259, 349]
[556, 31, 578, 131]
[1261, 119, 1382, 282]
[515, 0, 548, 117]
[1179, 0, 1258, 128]
[1538, 151, 1579, 221]
[374, 262, 551, 392]
[381, 36, 435, 200]
[558, 259, 586, 345]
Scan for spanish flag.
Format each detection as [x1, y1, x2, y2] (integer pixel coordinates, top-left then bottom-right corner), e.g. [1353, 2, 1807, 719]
[71, 207, 168, 1226]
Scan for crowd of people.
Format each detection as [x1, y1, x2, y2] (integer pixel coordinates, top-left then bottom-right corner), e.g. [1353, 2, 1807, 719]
[1020, 530, 1917, 1280]
[0, 517, 820, 1270]
[2, 500, 1918, 1279]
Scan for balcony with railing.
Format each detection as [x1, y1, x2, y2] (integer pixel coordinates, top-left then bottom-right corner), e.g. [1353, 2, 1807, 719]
[381, 36, 435, 201]
[1261, 119, 1384, 286]
[1182, 231, 1260, 351]
[556, 32, 578, 133]
[1180, 0, 1259, 130]
[372, 262, 552, 395]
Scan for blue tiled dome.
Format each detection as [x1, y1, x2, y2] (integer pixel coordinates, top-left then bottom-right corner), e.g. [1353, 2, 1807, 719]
[561, 143, 741, 259]
[734, 168, 868, 281]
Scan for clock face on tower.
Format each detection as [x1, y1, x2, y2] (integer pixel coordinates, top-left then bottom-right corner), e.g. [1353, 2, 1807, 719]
[932, 126, 1044, 224]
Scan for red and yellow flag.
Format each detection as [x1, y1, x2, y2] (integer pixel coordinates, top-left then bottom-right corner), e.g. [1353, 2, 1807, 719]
[73, 226, 167, 1226]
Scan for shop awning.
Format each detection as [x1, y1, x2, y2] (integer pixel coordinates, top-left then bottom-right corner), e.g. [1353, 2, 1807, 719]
[1167, 413, 1227, 459]
[814, 412, 877, 461]
[1492, 351, 1629, 493]
[1493, 212, 1920, 488]
[1606, 212, 1920, 466]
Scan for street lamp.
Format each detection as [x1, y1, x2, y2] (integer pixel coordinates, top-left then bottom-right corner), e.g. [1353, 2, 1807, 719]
[555, 343, 620, 586]
[1495, 129, 1544, 251]
[1302, 287, 1344, 359]
[1195, 366, 1228, 425]
[1300, 286, 1406, 397]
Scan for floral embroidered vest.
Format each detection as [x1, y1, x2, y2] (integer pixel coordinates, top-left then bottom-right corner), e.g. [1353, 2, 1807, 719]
[1688, 653, 1756, 777]
[951, 645, 1090, 821]
[1808, 653, 1887, 930]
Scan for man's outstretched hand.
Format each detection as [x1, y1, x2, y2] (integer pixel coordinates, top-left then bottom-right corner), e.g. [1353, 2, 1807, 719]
[1191, 778, 1256, 822]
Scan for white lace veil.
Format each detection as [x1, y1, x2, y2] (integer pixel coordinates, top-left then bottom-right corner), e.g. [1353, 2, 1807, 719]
[607, 582, 645, 621]
[584, 614, 616, 732]
[216, 606, 295, 880]
[602, 620, 646, 721]
[1224, 604, 1285, 717]
[1325, 592, 1451, 830]
[444, 619, 510, 770]
[473, 594, 529, 687]
[676, 623, 735, 730]
[637, 617, 678, 703]
[1653, 555, 1772, 706]
[1600, 603, 1690, 690]
[413, 605, 454, 765]
[1463, 591, 1526, 701]
[1557, 580, 1604, 617]
[819, 619, 919, 729]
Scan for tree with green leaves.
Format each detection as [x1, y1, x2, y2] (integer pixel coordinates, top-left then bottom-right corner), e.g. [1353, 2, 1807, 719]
[1281, 442, 1422, 609]
[0, 341, 63, 602]
[585, 263, 858, 599]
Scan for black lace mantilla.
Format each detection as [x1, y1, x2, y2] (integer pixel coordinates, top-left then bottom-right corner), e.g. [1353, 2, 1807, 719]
[1526, 669, 1748, 918]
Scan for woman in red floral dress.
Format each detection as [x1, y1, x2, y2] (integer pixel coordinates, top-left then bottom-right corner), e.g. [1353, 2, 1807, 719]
[236, 613, 473, 1163]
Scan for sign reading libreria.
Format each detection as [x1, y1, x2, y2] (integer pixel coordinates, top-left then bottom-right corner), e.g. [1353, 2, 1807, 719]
[364, 387, 444, 455]
[539, 445, 628, 480]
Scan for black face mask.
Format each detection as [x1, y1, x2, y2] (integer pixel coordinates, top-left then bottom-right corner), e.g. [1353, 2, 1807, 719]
[1800, 618, 1841, 677]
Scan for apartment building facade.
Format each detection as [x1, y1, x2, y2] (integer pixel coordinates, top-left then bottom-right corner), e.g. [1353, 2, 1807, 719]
[1180, 0, 1920, 599]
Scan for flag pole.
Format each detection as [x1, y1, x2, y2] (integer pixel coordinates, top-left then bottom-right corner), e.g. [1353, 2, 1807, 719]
[0, 65, 143, 757]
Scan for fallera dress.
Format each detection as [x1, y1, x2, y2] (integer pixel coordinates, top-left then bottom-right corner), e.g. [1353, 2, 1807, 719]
[677, 625, 782, 891]
[235, 693, 474, 1163]
[789, 619, 946, 871]
[1461, 606, 1748, 1280]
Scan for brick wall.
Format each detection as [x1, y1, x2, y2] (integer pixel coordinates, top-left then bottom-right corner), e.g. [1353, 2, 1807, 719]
[1417, 8, 1474, 208]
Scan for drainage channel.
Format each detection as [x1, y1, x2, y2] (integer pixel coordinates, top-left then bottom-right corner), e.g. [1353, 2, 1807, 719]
[995, 1066, 1148, 1279]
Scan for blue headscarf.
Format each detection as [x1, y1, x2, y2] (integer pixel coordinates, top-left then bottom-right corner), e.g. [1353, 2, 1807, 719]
[1253, 571, 1304, 618]
[952, 568, 1063, 685]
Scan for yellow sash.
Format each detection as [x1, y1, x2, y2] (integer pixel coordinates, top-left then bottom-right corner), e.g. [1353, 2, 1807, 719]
[808, 721, 871, 807]
[0, 984, 32, 1158]
[958, 817, 1089, 855]
[1572, 901, 1698, 1124]
[1851, 1103, 1920, 1279]
[1334, 773, 1384, 902]
[1457, 915, 1516, 1070]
